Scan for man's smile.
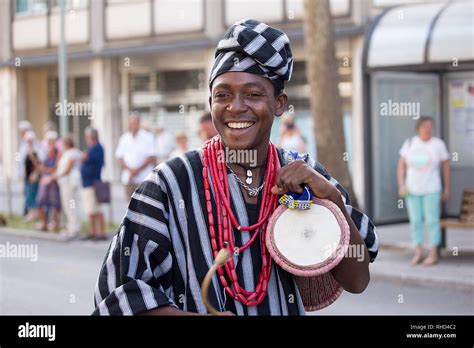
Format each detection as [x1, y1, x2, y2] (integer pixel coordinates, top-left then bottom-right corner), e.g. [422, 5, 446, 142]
[225, 121, 255, 129]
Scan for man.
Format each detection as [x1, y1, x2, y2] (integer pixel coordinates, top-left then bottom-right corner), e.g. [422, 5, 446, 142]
[93, 19, 378, 315]
[198, 112, 218, 141]
[154, 120, 176, 164]
[80, 127, 106, 240]
[115, 113, 157, 198]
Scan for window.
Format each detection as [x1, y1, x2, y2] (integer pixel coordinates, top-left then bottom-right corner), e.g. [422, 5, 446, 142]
[286, 61, 307, 87]
[51, 0, 88, 9]
[15, 0, 48, 15]
[156, 69, 206, 92]
[131, 74, 151, 92]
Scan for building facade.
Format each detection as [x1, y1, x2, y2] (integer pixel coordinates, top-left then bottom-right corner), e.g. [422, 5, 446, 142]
[0, 0, 471, 222]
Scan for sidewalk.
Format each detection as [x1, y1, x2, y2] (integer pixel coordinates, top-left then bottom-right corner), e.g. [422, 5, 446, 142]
[373, 223, 473, 291]
[1, 221, 473, 292]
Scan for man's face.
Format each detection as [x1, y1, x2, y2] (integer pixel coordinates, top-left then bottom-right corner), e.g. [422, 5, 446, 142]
[85, 132, 93, 146]
[128, 117, 140, 134]
[209, 72, 287, 150]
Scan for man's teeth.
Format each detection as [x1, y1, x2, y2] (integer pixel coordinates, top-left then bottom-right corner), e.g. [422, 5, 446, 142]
[227, 122, 254, 129]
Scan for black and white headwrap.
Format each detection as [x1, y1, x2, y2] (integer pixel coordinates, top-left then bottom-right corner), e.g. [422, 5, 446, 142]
[209, 19, 294, 92]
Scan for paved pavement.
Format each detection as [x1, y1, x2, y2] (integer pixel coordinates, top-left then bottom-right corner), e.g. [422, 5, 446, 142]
[0, 228, 472, 315]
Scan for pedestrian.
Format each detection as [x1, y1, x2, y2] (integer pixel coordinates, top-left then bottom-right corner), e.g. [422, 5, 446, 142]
[278, 115, 306, 153]
[18, 120, 33, 216]
[115, 112, 157, 199]
[23, 131, 41, 222]
[36, 130, 61, 232]
[198, 112, 218, 141]
[397, 116, 451, 266]
[154, 120, 176, 163]
[41, 121, 63, 154]
[50, 134, 82, 237]
[80, 127, 106, 241]
[93, 19, 378, 316]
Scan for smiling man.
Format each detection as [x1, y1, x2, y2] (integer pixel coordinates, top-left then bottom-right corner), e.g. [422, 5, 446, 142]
[93, 19, 378, 316]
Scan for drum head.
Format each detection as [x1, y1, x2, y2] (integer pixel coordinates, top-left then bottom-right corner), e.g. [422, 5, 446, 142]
[266, 198, 350, 277]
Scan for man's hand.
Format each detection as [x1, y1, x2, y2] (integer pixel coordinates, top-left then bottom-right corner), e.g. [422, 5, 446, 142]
[271, 160, 339, 201]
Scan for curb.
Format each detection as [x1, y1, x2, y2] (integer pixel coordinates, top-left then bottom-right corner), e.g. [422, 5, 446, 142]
[370, 271, 473, 292]
[0, 226, 75, 242]
[0, 227, 115, 242]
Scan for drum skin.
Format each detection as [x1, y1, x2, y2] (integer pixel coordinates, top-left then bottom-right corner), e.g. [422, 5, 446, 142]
[266, 198, 350, 311]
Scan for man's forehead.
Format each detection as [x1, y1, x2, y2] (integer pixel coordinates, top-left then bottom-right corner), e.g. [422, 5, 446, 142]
[212, 72, 271, 90]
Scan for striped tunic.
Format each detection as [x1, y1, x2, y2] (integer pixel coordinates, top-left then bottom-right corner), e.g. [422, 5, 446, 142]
[93, 148, 378, 315]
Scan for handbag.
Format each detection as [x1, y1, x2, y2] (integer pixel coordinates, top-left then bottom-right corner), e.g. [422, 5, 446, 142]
[93, 180, 111, 203]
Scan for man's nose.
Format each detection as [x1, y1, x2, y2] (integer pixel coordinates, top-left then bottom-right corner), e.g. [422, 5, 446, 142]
[226, 95, 248, 114]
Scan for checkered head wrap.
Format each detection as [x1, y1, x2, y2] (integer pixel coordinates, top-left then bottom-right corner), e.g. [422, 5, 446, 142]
[209, 19, 294, 92]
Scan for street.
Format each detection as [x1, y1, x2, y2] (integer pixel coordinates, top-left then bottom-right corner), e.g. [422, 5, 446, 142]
[0, 234, 472, 315]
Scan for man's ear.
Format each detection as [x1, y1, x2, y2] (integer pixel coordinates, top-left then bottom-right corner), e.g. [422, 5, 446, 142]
[275, 93, 288, 117]
[208, 95, 212, 110]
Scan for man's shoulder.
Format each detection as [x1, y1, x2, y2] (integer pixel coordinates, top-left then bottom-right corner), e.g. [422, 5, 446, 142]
[154, 149, 202, 173]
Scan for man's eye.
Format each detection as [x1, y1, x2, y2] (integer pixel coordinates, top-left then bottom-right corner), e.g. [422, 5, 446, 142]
[214, 93, 228, 99]
[246, 92, 262, 97]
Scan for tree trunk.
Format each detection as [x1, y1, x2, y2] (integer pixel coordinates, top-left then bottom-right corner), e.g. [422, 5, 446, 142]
[302, 0, 358, 207]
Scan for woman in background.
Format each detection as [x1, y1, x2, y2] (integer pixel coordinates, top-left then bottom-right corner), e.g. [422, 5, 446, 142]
[50, 134, 82, 237]
[278, 115, 306, 153]
[398, 116, 451, 266]
[36, 131, 61, 232]
[24, 131, 41, 222]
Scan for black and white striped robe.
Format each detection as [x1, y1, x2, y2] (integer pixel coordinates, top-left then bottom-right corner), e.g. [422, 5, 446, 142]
[93, 148, 378, 315]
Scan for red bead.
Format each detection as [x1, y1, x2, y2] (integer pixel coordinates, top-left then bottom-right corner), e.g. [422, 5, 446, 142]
[247, 293, 257, 301]
[224, 287, 234, 298]
[231, 269, 238, 282]
[208, 215, 214, 229]
[257, 292, 266, 303]
[235, 294, 247, 305]
[219, 275, 228, 287]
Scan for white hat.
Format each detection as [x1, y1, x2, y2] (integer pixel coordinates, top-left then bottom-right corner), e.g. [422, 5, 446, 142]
[45, 130, 58, 140]
[25, 130, 36, 140]
[19, 120, 32, 131]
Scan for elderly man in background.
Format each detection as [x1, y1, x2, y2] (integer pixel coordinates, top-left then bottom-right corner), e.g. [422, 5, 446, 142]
[80, 127, 106, 241]
[115, 112, 157, 198]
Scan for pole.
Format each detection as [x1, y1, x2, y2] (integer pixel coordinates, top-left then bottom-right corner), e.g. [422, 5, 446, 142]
[58, 0, 68, 136]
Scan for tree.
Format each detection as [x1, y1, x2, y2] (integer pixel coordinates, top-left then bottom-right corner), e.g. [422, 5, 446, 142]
[302, 0, 358, 206]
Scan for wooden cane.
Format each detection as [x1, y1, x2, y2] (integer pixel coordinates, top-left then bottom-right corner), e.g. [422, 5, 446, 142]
[201, 248, 231, 316]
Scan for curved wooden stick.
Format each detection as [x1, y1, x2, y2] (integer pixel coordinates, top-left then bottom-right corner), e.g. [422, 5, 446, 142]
[201, 248, 231, 316]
